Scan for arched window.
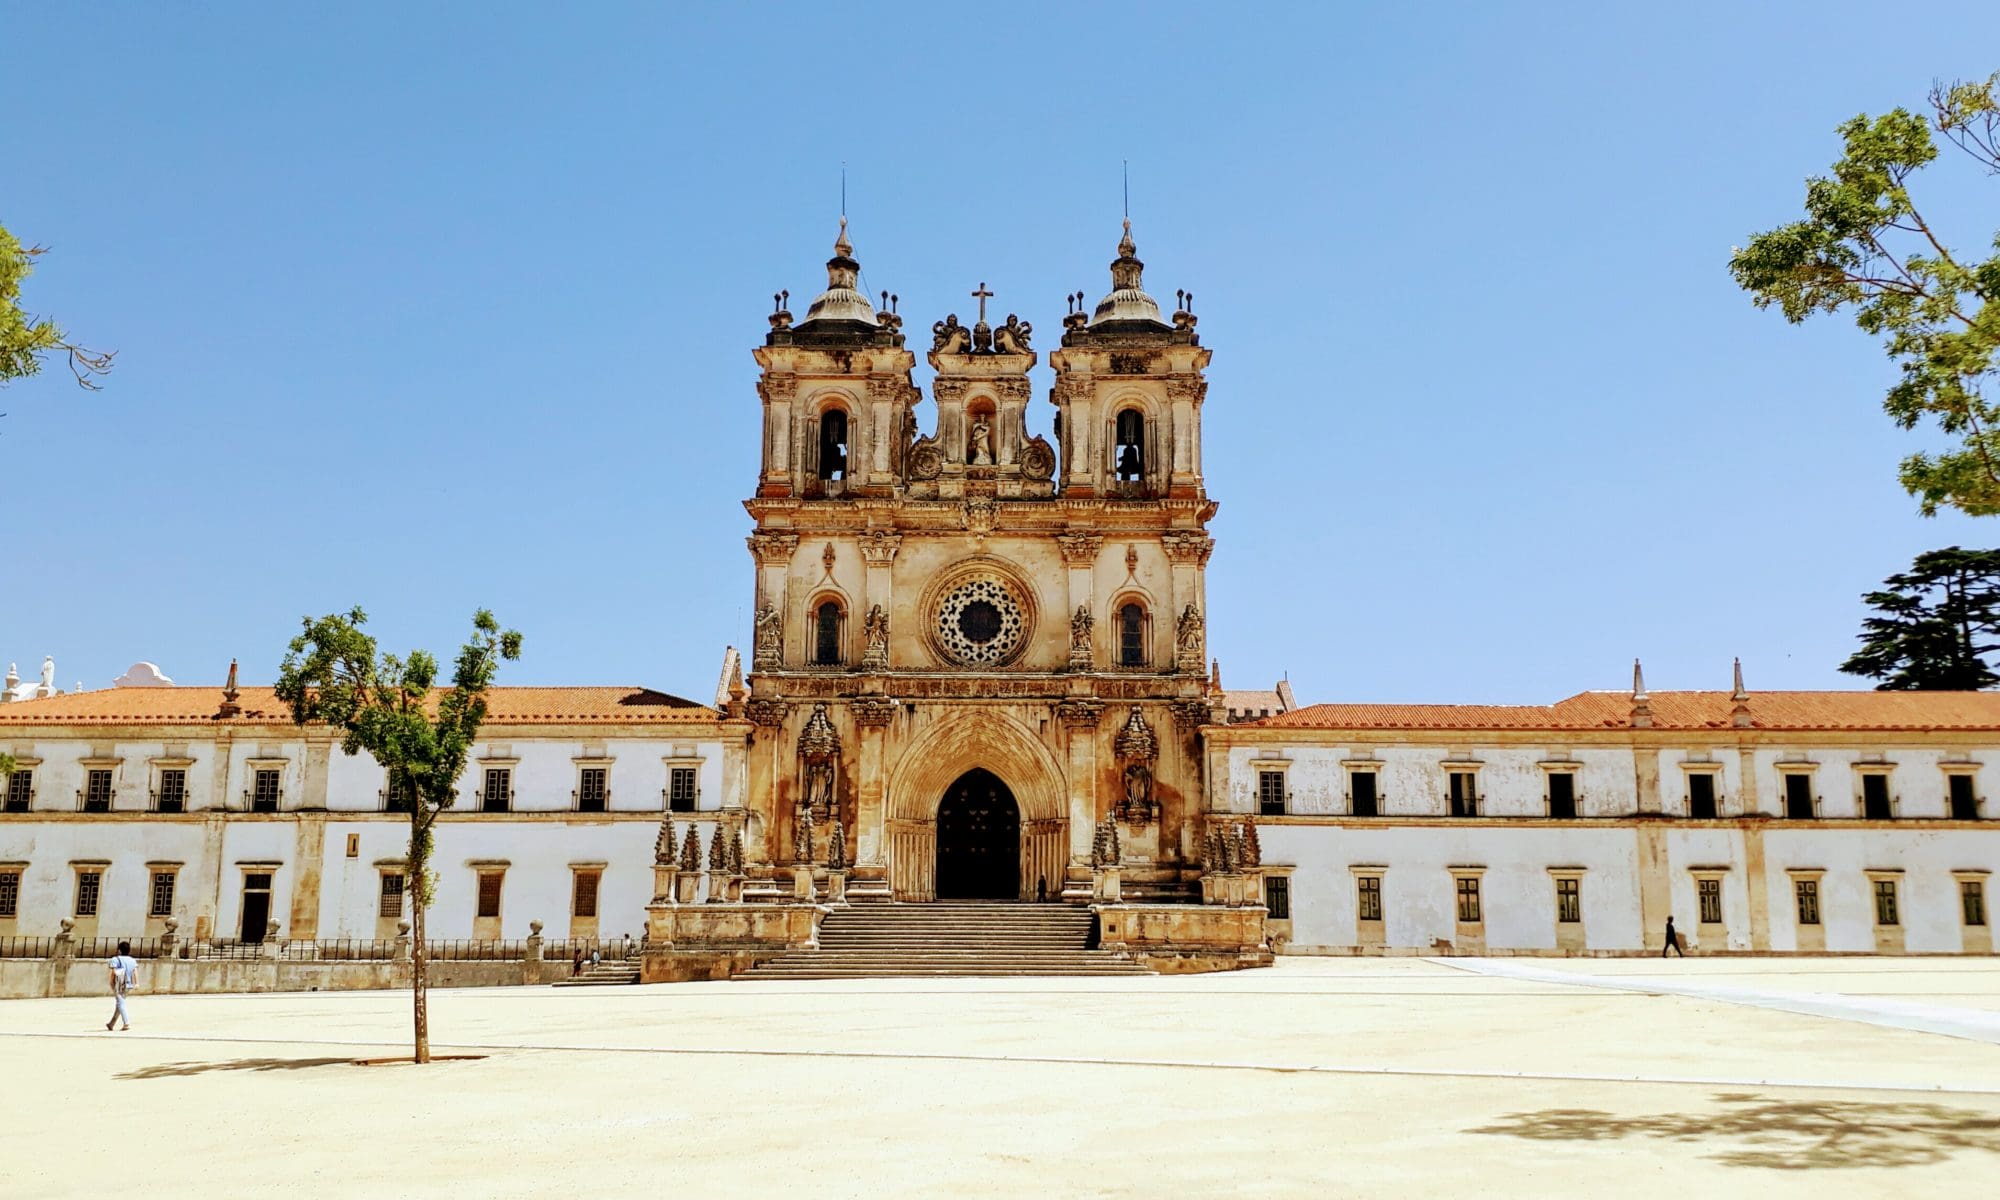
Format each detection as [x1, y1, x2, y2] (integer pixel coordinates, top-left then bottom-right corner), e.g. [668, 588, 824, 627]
[818, 410, 849, 481]
[812, 600, 844, 664]
[814, 601, 843, 666]
[1118, 603, 1146, 667]
[1114, 409, 1145, 482]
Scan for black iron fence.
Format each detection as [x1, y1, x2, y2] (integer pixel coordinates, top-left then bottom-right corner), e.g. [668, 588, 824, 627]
[0, 934, 642, 962]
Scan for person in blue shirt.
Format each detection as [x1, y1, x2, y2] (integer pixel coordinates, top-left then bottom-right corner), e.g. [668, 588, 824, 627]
[105, 941, 137, 1031]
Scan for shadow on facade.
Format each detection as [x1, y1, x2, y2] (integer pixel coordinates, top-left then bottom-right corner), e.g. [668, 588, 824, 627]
[1467, 1092, 2000, 1169]
[117, 1056, 353, 1080]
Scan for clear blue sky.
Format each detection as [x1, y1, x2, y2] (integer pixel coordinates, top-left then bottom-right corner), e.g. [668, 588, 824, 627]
[5, 5, 1999, 704]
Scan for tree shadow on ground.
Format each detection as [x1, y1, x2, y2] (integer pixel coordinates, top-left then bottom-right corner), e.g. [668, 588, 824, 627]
[117, 1056, 353, 1080]
[1468, 1092, 2000, 1169]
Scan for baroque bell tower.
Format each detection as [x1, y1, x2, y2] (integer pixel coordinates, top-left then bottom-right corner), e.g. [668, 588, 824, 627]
[741, 218, 1220, 905]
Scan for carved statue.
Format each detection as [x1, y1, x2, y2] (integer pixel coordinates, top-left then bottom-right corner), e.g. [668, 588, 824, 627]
[803, 758, 835, 817]
[969, 417, 993, 466]
[39, 656, 55, 690]
[1070, 604, 1093, 650]
[753, 603, 783, 668]
[1122, 761, 1153, 815]
[995, 313, 1033, 353]
[797, 701, 841, 819]
[1177, 604, 1205, 657]
[931, 314, 970, 354]
[862, 604, 890, 669]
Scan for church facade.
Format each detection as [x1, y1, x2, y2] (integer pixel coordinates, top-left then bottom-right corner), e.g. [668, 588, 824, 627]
[2, 220, 1998, 966]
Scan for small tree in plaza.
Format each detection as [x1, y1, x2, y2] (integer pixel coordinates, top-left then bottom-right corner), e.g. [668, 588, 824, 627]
[1730, 72, 2000, 516]
[274, 607, 521, 1063]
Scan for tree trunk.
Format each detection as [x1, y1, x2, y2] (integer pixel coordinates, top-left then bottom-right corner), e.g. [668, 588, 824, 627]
[410, 807, 430, 1064]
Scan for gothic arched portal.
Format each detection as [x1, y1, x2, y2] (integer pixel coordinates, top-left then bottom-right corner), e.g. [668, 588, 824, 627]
[935, 769, 1021, 900]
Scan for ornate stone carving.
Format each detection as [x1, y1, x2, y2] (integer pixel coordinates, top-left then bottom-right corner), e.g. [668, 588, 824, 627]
[1110, 353, 1148, 375]
[1056, 697, 1104, 728]
[1090, 813, 1120, 867]
[1160, 531, 1214, 565]
[1068, 604, 1094, 671]
[909, 436, 943, 480]
[752, 603, 783, 670]
[1113, 706, 1159, 823]
[1171, 698, 1214, 732]
[1176, 604, 1206, 672]
[708, 826, 728, 871]
[797, 701, 841, 821]
[931, 377, 968, 404]
[1242, 820, 1261, 868]
[1021, 435, 1056, 481]
[745, 697, 789, 727]
[654, 816, 675, 866]
[1056, 532, 1103, 566]
[969, 417, 994, 466]
[963, 496, 997, 534]
[858, 530, 904, 565]
[932, 314, 970, 354]
[827, 820, 848, 870]
[851, 694, 894, 727]
[792, 804, 814, 865]
[995, 314, 1033, 353]
[1166, 375, 1208, 404]
[747, 531, 800, 565]
[727, 827, 745, 874]
[933, 574, 1027, 667]
[861, 604, 890, 670]
[679, 824, 702, 874]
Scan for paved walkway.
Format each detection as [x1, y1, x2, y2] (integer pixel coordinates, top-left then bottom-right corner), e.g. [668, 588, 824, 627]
[4, 957, 1999, 1197]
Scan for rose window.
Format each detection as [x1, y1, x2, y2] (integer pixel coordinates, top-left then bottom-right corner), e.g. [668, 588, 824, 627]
[935, 577, 1027, 666]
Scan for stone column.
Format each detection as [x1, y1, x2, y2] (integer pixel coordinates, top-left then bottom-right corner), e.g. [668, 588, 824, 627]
[1058, 699, 1104, 878]
[1056, 534, 1103, 669]
[1161, 532, 1213, 674]
[853, 696, 893, 868]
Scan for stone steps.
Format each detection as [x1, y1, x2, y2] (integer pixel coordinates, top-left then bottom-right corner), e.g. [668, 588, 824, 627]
[553, 962, 642, 987]
[738, 902, 1150, 980]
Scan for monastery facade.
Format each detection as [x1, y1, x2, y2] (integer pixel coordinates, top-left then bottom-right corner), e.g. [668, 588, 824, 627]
[1, 223, 1996, 964]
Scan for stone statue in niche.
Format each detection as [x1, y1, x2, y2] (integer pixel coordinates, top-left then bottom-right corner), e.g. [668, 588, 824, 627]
[1112, 705, 1160, 823]
[1176, 603, 1205, 670]
[753, 603, 783, 669]
[803, 757, 834, 816]
[1122, 761, 1154, 817]
[796, 700, 842, 821]
[1068, 604, 1093, 670]
[861, 604, 890, 670]
[969, 417, 994, 466]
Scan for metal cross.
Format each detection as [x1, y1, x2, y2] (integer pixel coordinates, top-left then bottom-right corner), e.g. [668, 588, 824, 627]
[971, 281, 993, 324]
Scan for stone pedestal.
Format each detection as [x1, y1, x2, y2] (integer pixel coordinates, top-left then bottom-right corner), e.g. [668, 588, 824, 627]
[825, 869, 848, 905]
[793, 865, 816, 901]
[261, 921, 284, 959]
[1093, 866, 1122, 902]
[525, 921, 544, 963]
[675, 873, 700, 905]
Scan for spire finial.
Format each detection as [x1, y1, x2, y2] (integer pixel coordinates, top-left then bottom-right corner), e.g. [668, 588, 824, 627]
[1629, 658, 1653, 729]
[1632, 658, 1647, 700]
[1122, 159, 1129, 220]
[1731, 657, 1752, 727]
[1731, 657, 1747, 701]
[834, 214, 851, 258]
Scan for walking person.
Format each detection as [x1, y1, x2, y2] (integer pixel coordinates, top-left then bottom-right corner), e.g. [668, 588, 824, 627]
[571, 946, 583, 977]
[1661, 915, 1684, 958]
[105, 940, 137, 1031]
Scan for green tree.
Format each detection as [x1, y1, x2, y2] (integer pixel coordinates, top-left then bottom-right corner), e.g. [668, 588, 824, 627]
[274, 607, 521, 1063]
[1, 222, 113, 388]
[1841, 546, 2000, 689]
[1730, 73, 2000, 516]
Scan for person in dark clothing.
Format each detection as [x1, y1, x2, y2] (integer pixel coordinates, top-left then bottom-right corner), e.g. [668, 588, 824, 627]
[1662, 916, 1684, 958]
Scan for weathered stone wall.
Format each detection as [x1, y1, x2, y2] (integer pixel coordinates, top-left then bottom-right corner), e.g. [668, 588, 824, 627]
[0, 955, 565, 1000]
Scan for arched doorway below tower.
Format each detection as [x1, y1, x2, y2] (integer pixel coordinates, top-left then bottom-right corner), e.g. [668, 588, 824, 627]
[935, 769, 1021, 900]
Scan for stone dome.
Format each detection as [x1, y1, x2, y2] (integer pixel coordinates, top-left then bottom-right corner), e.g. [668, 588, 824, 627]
[1089, 220, 1169, 328]
[800, 217, 879, 327]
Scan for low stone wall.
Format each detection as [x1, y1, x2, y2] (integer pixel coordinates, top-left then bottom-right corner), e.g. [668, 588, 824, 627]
[1, 955, 568, 1000]
[641, 900, 821, 981]
[1094, 902, 1274, 973]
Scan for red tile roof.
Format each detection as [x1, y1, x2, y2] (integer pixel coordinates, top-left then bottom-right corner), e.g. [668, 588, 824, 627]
[1255, 691, 2000, 733]
[0, 686, 719, 726]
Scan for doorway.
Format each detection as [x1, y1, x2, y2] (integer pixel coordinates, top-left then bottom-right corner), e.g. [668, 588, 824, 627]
[240, 872, 272, 942]
[935, 768, 1021, 899]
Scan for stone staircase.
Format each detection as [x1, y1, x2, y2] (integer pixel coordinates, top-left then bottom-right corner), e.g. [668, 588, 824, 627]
[737, 901, 1153, 980]
[552, 959, 642, 987]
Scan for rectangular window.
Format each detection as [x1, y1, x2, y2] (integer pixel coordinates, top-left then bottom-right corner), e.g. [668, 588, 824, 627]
[1447, 771, 1479, 818]
[149, 870, 176, 918]
[573, 870, 601, 919]
[1795, 878, 1821, 926]
[1873, 878, 1900, 927]
[481, 767, 511, 813]
[1546, 772, 1577, 819]
[1349, 769, 1379, 817]
[157, 768, 187, 813]
[1687, 772, 1717, 819]
[378, 873, 405, 919]
[1782, 773, 1814, 819]
[1555, 877, 1580, 923]
[476, 871, 503, 919]
[577, 766, 609, 813]
[1948, 773, 1979, 820]
[1455, 876, 1482, 923]
[5, 767, 33, 811]
[1698, 877, 1723, 925]
[385, 775, 414, 813]
[1257, 771, 1286, 816]
[0, 870, 19, 917]
[1356, 875, 1382, 922]
[75, 870, 102, 918]
[1963, 880, 1988, 928]
[83, 769, 113, 813]
[668, 767, 697, 813]
[251, 768, 281, 812]
[1263, 875, 1290, 920]
[1861, 773, 1892, 820]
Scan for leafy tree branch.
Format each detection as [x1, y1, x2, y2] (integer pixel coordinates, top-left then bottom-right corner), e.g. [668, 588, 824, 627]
[1, 224, 113, 390]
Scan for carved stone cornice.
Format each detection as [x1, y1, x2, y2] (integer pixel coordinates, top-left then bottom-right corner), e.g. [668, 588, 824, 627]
[1165, 375, 1208, 404]
[931, 377, 968, 404]
[756, 371, 797, 404]
[858, 530, 904, 565]
[1056, 698, 1105, 728]
[1160, 531, 1214, 565]
[1171, 698, 1215, 733]
[1113, 707, 1159, 763]
[747, 531, 801, 565]
[850, 695, 894, 727]
[745, 698, 790, 728]
[1056, 533, 1104, 566]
